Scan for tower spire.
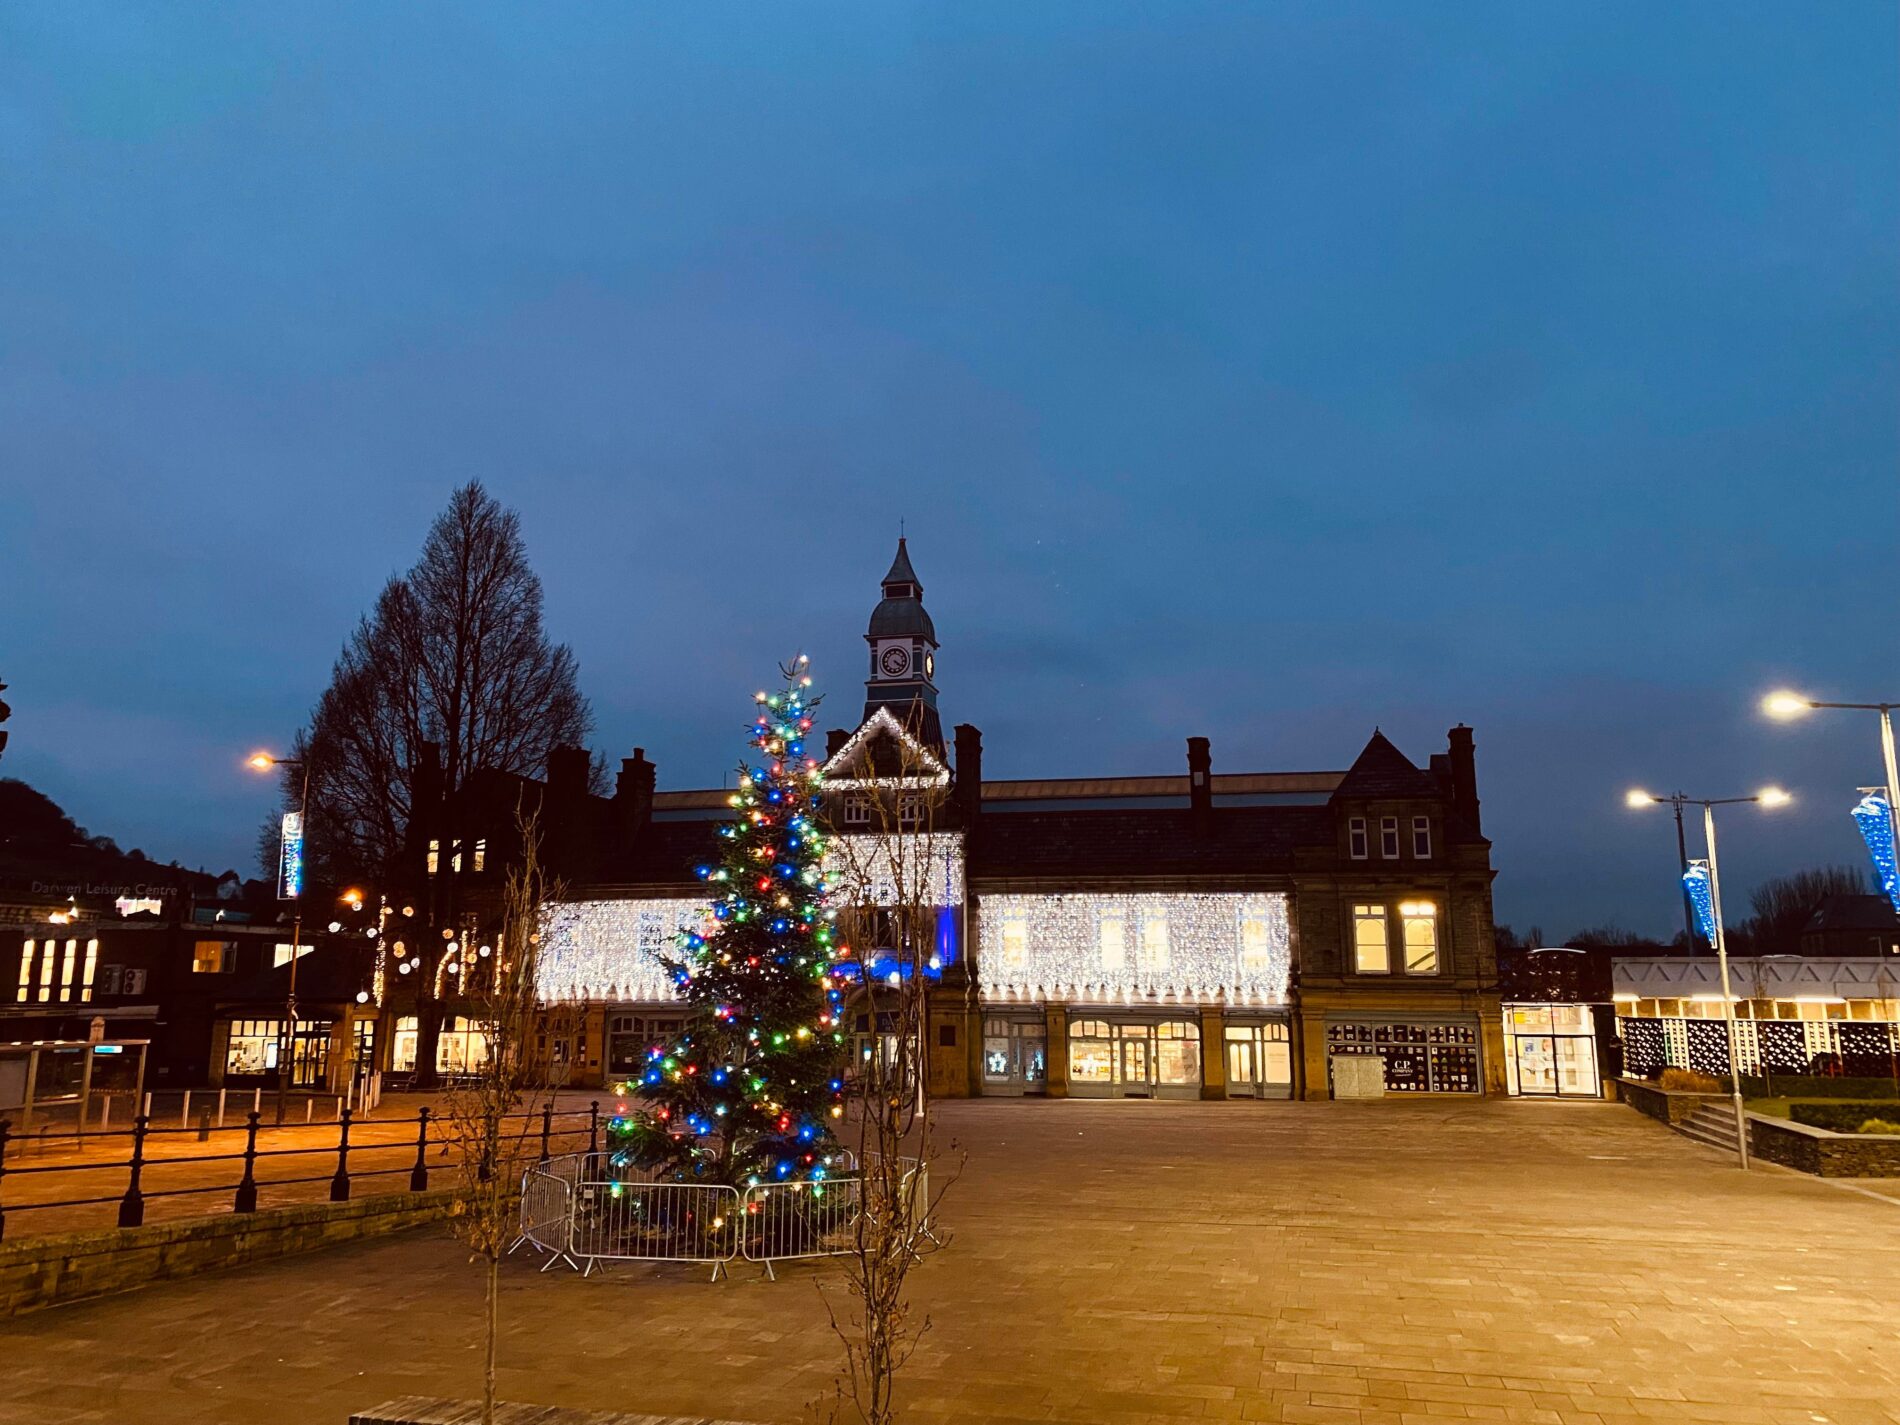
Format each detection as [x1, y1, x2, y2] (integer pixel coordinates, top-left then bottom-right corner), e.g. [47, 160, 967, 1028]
[862, 537, 941, 751]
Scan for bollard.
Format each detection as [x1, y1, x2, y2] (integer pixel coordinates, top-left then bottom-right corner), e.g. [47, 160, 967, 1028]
[218, 1087, 227, 1128]
[539, 1103, 553, 1165]
[234, 1111, 261, 1213]
[197, 1106, 212, 1142]
[330, 1108, 353, 1202]
[142, 1091, 152, 1117]
[100, 1096, 111, 1133]
[409, 1107, 430, 1192]
[252, 1086, 261, 1117]
[181, 1089, 191, 1129]
[589, 1100, 600, 1158]
[0, 1119, 11, 1243]
[119, 1114, 149, 1228]
[305, 1098, 313, 1125]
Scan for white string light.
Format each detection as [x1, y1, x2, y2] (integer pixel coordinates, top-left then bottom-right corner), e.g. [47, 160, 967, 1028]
[977, 892, 1291, 1006]
[537, 897, 710, 1003]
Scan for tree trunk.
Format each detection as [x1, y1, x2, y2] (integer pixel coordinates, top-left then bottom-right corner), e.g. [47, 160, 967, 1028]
[483, 1250, 499, 1425]
[413, 996, 445, 1090]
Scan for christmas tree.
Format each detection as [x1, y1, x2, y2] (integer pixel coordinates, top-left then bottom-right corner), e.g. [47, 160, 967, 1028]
[609, 659, 848, 1189]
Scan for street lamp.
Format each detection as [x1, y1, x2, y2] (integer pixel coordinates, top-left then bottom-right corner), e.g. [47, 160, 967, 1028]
[247, 750, 309, 1125]
[1763, 690, 1900, 900]
[1627, 785, 1792, 1169]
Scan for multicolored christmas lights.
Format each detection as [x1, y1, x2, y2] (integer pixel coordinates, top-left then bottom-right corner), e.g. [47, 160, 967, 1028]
[606, 660, 849, 1191]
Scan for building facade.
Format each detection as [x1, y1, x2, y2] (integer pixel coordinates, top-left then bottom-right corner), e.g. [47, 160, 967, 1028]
[533, 541, 1507, 1100]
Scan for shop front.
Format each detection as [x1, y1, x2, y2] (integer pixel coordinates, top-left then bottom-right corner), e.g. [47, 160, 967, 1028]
[1066, 1014, 1203, 1099]
[980, 1013, 1047, 1094]
[1502, 1003, 1601, 1097]
[1222, 1017, 1294, 1099]
[1325, 1016, 1481, 1094]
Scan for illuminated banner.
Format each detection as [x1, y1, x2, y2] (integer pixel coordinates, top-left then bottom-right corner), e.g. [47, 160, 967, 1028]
[1681, 861, 1717, 945]
[277, 811, 305, 901]
[1852, 790, 1900, 913]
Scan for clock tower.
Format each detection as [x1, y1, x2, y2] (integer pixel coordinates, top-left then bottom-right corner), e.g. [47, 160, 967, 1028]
[862, 537, 943, 751]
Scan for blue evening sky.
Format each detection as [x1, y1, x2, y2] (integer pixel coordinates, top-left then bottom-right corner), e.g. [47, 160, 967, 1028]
[1, 4, 1895, 938]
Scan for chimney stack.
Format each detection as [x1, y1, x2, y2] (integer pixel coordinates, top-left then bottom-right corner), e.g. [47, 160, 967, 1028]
[1447, 725, 1480, 834]
[826, 728, 849, 760]
[954, 723, 984, 823]
[615, 747, 656, 836]
[546, 744, 588, 799]
[1186, 736, 1213, 837]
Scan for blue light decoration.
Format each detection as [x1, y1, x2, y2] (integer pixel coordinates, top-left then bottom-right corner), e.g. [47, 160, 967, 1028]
[1852, 789, 1900, 913]
[1682, 860, 1718, 944]
[276, 811, 304, 901]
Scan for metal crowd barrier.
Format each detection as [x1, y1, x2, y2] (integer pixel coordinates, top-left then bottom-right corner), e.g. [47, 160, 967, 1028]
[516, 1150, 928, 1281]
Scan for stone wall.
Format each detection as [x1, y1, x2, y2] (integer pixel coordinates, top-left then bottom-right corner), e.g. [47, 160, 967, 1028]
[1615, 1076, 1718, 1126]
[353, 1398, 762, 1425]
[0, 1188, 463, 1317]
[1748, 1115, 1900, 1178]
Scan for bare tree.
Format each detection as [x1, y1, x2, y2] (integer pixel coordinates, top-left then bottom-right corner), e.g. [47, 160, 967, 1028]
[818, 711, 959, 1425]
[440, 802, 567, 1425]
[279, 482, 592, 1085]
[1745, 866, 1868, 953]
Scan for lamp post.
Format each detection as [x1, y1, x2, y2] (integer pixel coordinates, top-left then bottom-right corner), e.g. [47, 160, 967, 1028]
[1763, 691, 1900, 880]
[1626, 785, 1792, 1169]
[248, 751, 309, 1125]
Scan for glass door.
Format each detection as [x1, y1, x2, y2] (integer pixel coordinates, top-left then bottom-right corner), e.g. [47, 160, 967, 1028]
[1118, 1035, 1151, 1096]
[1226, 1038, 1257, 1096]
[1513, 1034, 1557, 1095]
[1553, 1036, 1598, 1096]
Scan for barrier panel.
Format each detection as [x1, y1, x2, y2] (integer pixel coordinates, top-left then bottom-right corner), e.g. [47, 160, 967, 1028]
[517, 1150, 927, 1280]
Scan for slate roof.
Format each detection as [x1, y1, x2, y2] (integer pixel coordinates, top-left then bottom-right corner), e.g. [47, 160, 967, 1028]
[967, 805, 1334, 880]
[1330, 730, 1443, 801]
[882, 537, 921, 591]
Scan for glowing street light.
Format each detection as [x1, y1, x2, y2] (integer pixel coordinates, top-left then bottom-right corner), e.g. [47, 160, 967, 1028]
[1626, 785, 1793, 1169]
[1762, 689, 1900, 910]
[247, 747, 310, 1125]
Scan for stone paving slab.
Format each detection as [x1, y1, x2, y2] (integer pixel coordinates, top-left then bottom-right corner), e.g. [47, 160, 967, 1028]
[0, 1097, 1896, 1425]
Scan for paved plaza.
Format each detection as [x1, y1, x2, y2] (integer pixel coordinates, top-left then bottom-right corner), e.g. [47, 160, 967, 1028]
[2, 1097, 1898, 1425]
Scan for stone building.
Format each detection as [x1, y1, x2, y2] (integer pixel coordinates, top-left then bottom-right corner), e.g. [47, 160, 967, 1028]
[532, 540, 1506, 1100]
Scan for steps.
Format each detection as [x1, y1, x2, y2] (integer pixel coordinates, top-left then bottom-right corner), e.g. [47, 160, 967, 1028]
[1677, 1102, 1745, 1155]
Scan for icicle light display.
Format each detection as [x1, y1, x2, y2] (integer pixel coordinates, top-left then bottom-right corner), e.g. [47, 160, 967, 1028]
[537, 898, 710, 1003]
[977, 892, 1292, 1005]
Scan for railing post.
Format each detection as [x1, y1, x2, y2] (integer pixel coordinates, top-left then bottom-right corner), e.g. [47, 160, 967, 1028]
[330, 1108, 353, 1202]
[588, 1100, 600, 1158]
[0, 1119, 11, 1243]
[409, 1107, 430, 1192]
[234, 1111, 261, 1213]
[539, 1103, 553, 1166]
[118, 1114, 149, 1228]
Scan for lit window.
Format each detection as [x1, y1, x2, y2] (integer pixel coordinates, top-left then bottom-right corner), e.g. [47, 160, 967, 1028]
[1379, 817, 1400, 859]
[1240, 913, 1276, 974]
[1412, 817, 1431, 858]
[1353, 904, 1389, 974]
[898, 793, 924, 829]
[1098, 914, 1127, 972]
[1139, 915, 1171, 972]
[37, 940, 56, 1001]
[273, 943, 314, 969]
[193, 940, 233, 974]
[1401, 902, 1439, 974]
[1348, 817, 1368, 860]
[471, 838, 486, 873]
[225, 1019, 283, 1076]
[81, 939, 98, 1003]
[59, 938, 78, 1002]
[999, 917, 1029, 973]
[17, 940, 34, 1003]
[427, 840, 440, 876]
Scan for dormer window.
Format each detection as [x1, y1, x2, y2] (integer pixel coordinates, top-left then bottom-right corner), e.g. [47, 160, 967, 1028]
[1348, 817, 1368, 860]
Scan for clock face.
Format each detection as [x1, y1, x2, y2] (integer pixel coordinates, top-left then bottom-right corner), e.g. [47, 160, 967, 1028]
[880, 645, 909, 677]
[925, 652, 935, 679]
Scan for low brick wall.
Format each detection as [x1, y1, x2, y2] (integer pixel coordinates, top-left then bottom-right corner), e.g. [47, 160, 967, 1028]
[0, 1189, 463, 1317]
[353, 1398, 762, 1425]
[1748, 1115, 1900, 1178]
[1616, 1077, 1720, 1126]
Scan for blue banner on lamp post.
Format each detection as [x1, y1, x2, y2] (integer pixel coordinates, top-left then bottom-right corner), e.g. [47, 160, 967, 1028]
[1682, 860, 1718, 944]
[276, 811, 305, 901]
[1852, 790, 1900, 914]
